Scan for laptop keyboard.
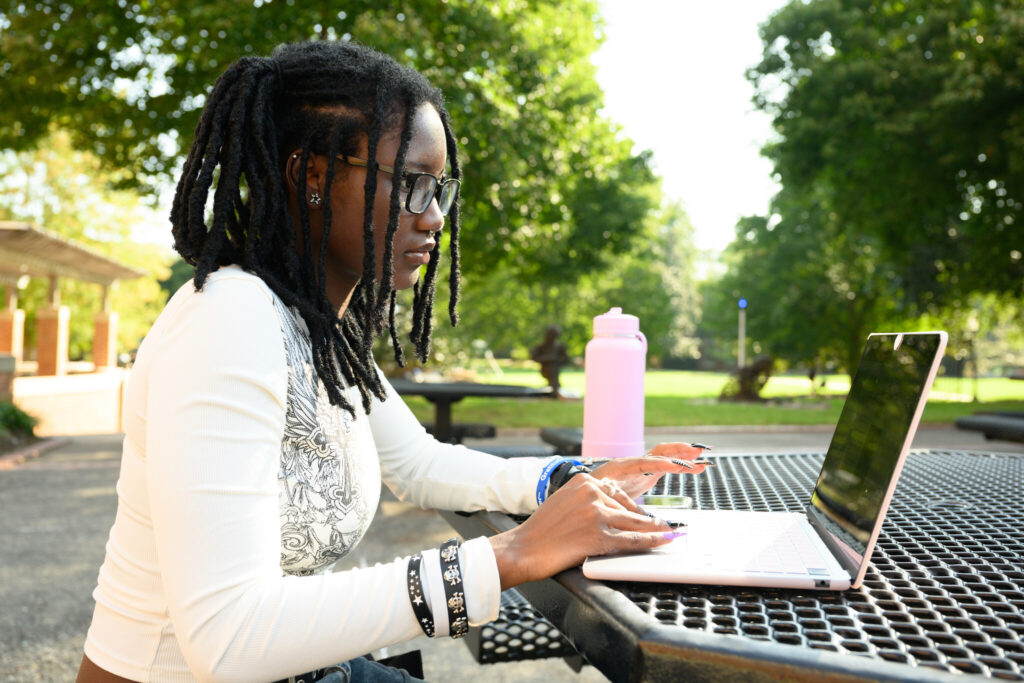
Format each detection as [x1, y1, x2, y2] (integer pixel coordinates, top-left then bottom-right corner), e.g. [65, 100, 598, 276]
[740, 524, 830, 575]
[684, 515, 831, 576]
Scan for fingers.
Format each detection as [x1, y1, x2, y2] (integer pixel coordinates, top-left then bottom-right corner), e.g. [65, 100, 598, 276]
[602, 507, 673, 532]
[605, 528, 684, 554]
[647, 442, 713, 475]
[664, 458, 706, 475]
[594, 476, 642, 513]
[648, 442, 708, 459]
[590, 453, 702, 480]
[601, 508, 686, 554]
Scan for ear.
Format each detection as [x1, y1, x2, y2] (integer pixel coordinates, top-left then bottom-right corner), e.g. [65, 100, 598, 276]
[284, 149, 327, 199]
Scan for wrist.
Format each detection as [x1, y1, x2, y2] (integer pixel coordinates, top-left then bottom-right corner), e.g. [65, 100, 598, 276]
[547, 460, 590, 498]
[488, 530, 528, 590]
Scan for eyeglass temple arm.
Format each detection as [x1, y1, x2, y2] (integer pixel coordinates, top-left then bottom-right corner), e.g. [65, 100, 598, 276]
[337, 154, 397, 176]
[339, 154, 456, 187]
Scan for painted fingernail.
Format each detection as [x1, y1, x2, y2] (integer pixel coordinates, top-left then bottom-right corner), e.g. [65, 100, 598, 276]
[689, 442, 713, 450]
[663, 531, 687, 540]
[671, 459, 696, 469]
[645, 512, 669, 525]
[667, 520, 687, 528]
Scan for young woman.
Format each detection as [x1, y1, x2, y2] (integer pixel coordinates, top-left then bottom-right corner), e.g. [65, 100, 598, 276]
[77, 41, 705, 683]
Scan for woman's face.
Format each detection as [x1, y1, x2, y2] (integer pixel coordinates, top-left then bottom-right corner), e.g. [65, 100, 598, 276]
[290, 102, 448, 310]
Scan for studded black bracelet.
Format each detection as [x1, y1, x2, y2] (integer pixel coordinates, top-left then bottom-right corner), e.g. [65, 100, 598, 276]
[438, 538, 468, 639]
[406, 554, 435, 638]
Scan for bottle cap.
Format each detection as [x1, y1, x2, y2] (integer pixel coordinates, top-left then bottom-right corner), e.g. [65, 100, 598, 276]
[593, 307, 639, 336]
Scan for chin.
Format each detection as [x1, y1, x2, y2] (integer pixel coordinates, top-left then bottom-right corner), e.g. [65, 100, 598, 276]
[392, 271, 421, 291]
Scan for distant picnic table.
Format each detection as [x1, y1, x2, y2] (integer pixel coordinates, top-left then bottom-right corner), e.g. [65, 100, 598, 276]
[388, 379, 553, 444]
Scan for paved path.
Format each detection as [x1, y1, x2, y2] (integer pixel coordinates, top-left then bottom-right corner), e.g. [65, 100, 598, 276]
[1, 427, 1019, 682]
[0, 434, 604, 682]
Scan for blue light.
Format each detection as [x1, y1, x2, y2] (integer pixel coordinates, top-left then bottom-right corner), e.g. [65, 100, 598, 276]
[738, 298, 748, 309]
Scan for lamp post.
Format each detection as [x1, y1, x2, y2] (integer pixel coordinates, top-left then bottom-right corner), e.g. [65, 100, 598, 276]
[967, 311, 980, 403]
[737, 298, 747, 369]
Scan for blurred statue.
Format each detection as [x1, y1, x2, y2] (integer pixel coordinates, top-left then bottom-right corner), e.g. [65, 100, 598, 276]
[530, 325, 569, 395]
[720, 354, 775, 401]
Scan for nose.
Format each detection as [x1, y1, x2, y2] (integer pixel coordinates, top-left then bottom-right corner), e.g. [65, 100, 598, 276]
[414, 196, 445, 234]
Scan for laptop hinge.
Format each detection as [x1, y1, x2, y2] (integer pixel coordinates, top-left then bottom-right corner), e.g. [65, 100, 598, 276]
[805, 505, 861, 579]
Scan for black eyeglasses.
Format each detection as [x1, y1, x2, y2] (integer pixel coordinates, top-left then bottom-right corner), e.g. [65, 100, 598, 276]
[338, 154, 460, 215]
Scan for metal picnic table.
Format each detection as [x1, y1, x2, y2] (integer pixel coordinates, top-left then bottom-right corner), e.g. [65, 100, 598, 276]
[442, 449, 1024, 682]
[388, 379, 553, 444]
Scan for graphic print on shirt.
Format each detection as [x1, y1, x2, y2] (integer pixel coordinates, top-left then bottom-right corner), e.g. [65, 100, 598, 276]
[273, 298, 381, 576]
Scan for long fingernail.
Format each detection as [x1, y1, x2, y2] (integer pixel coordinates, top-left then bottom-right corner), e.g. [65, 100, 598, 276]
[689, 442, 713, 450]
[645, 512, 669, 525]
[663, 531, 687, 540]
[671, 459, 696, 469]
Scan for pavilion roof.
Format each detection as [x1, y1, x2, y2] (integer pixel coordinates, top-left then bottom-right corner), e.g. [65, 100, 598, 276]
[0, 221, 143, 285]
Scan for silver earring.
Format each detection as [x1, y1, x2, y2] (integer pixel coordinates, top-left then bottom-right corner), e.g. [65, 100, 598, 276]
[309, 192, 322, 207]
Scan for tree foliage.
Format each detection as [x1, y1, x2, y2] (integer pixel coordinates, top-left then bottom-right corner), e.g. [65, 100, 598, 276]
[701, 207, 901, 376]
[424, 199, 701, 369]
[1, 0, 660, 283]
[748, 0, 1024, 304]
[0, 132, 173, 359]
[701, 0, 1024, 376]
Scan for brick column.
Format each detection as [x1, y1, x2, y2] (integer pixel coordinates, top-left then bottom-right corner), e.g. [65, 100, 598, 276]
[0, 309, 25, 361]
[36, 306, 70, 376]
[0, 283, 24, 361]
[93, 311, 119, 370]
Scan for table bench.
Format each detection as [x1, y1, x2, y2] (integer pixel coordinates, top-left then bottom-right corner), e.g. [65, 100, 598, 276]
[955, 412, 1024, 443]
[421, 421, 496, 443]
[463, 588, 582, 669]
[539, 426, 583, 455]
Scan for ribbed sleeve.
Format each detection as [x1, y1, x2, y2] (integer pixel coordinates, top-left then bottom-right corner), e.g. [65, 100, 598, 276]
[369, 369, 549, 516]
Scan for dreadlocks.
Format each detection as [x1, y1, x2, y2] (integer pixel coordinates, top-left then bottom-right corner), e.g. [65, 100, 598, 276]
[170, 41, 463, 415]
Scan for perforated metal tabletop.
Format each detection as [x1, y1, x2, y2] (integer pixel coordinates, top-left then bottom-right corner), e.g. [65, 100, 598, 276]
[442, 450, 1024, 682]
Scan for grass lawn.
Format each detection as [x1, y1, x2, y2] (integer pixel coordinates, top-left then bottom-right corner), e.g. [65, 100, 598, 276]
[399, 368, 1024, 429]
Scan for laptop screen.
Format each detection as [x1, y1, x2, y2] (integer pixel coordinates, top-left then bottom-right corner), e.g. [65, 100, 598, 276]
[807, 332, 945, 571]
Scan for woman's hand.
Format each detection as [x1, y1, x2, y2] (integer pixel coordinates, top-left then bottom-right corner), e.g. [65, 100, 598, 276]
[488, 443, 712, 589]
[487, 446, 712, 589]
[589, 442, 709, 499]
[488, 473, 680, 589]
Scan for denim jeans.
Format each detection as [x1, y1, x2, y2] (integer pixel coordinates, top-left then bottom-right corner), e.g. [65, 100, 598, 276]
[312, 656, 425, 683]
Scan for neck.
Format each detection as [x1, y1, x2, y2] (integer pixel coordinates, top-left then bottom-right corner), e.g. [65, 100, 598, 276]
[324, 269, 360, 318]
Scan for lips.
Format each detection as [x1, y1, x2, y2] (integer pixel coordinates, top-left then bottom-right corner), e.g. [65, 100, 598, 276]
[405, 241, 436, 256]
[403, 241, 435, 265]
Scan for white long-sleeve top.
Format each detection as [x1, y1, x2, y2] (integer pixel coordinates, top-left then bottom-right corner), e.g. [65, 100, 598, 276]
[84, 266, 549, 683]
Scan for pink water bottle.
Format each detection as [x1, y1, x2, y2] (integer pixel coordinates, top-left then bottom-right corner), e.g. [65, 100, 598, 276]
[582, 307, 647, 460]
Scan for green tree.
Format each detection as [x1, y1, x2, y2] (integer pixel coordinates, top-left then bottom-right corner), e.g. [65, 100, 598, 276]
[584, 200, 701, 365]
[0, 132, 173, 360]
[748, 0, 1024, 305]
[1, 1, 660, 284]
[426, 199, 700, 368]
[701, 203, 901, 376]
[159, 258, 194, 298]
